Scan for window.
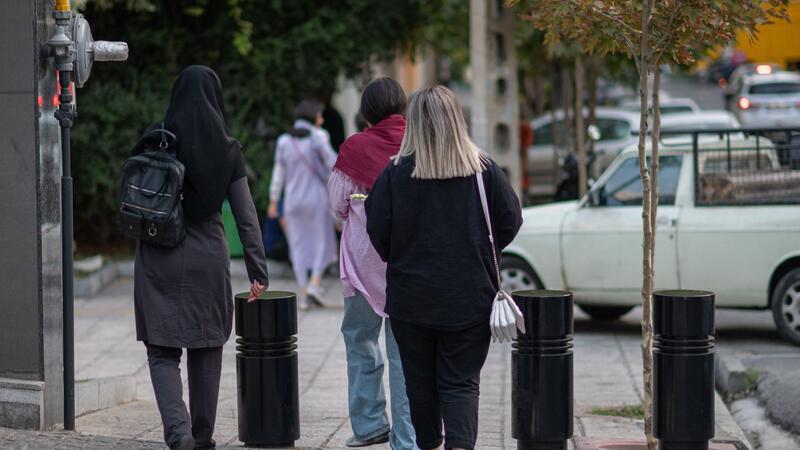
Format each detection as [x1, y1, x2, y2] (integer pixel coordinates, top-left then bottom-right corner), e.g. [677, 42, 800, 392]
[495, 33, 506, 63]
[494, 123, 510, 152]
[749, 82, 800, 95]
[533, 121, 565, 146]
[594, 155, 683, 206]
[594, 118, 631, 141]
[659, 105, 694, 115]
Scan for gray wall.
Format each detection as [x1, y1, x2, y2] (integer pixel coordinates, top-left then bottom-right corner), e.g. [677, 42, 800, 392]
[0, 0, 63, 429]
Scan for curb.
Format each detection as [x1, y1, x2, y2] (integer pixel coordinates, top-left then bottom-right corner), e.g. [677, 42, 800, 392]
[715, 349, 753, 398]
[75, 375, 137, 418]
[714, 390, 754, 450]
[571, 392, 753, 450]
[75, 259, 296, 298]
[74, 262, 123, 298]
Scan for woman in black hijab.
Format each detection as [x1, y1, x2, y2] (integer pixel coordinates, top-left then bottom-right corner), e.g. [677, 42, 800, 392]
[134, 65, 269, 450]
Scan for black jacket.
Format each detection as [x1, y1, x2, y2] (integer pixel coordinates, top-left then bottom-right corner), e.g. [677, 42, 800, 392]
[365, 156, 523, 329]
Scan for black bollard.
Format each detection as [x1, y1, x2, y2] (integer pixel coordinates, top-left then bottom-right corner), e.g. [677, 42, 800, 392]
[653, 290, 715, 450]
[512, 290, 574, 450]
[235, 291, 300, 447]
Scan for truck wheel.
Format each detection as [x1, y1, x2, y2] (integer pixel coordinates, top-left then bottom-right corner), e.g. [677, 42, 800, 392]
[578, 304, 635, 320]
[771, 267, 800, 346]
[500, 256, 542, 292]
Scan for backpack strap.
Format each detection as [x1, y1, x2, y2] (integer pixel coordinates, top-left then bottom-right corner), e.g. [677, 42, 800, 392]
[144, 123, 177, 153]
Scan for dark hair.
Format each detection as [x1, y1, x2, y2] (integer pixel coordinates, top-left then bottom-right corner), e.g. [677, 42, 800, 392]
[359, 78, 407, 125]
[354, 112, 368, 132]
[294, 98, 324, 123]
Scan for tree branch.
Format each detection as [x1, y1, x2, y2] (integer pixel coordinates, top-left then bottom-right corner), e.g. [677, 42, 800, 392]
[652, 0, 682, 63]
[561, 0, 641, 57]
[580, 0, 641, 37]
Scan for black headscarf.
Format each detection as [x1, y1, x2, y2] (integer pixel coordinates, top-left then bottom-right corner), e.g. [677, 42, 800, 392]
[165, 65, 245, 221]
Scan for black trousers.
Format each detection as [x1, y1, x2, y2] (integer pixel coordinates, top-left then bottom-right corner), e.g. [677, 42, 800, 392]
[390, 319, 491, 450]
[146, 344, 223, 449]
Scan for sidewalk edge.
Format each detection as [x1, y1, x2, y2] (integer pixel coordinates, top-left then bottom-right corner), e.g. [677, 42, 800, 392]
[75, 375, 136, 418]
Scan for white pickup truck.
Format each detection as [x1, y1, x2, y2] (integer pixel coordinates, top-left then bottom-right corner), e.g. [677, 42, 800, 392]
[502, 129, 800, 345]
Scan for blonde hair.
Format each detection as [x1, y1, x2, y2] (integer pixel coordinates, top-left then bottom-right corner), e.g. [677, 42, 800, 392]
[395, 85, 486, 179]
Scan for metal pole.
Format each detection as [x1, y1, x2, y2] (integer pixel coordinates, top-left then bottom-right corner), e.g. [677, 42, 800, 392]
[692, 132, 699, 205]
[47, 1, 127, 429]
[56, 69, 76, 431]
[46, 1, 77, 429]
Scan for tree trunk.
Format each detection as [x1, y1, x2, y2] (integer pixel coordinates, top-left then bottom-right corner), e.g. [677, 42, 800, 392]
[587, 57, 598, 126]
[638, 2, 656, 449]
[561, 64, 574, 155]
[587, 57, 599, 177]
[535, 74, 546, 116]
[574, 56, 587, 197]
[650, 69, 662, 263]
[649, 74, 662, 422]
[551, 66, 562, 150]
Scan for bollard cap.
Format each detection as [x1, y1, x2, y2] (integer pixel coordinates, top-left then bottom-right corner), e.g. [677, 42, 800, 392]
[512, 290, 573, 339]
[654, 290, 715, 338]
[235, 290, 296, 302]
[235, 291, 297, 338]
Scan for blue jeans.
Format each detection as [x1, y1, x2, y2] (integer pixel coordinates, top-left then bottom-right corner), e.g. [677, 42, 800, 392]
[341, 292, 418, 450]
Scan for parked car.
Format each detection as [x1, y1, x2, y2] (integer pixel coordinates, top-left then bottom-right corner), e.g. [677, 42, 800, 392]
[658, 110, 740, 138]
[502, 127, 800, 345]
[527, 108, 640, 198]
[731, 71, 800, 128]
[619, 96, 701, 116]
[722, 63, 782, 109]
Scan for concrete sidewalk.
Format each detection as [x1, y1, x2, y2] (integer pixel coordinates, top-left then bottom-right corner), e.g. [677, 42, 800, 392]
[1, 272, 752, 449]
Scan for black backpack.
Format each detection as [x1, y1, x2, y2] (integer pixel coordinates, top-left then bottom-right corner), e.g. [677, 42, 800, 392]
[117, 124, 186, 247]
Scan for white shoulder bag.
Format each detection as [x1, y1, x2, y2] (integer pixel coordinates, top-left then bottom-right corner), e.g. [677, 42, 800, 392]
[476, 172, 526, 343]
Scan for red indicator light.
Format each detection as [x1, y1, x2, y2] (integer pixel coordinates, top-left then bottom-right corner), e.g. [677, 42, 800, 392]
[738, 97, 751, 110]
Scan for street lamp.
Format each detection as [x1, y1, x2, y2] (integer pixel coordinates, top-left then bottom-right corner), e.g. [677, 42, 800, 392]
[46, 0, 128, 431]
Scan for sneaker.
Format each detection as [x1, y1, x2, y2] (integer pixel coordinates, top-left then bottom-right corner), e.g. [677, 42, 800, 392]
[306, 284, 327, 307]
[346, 430, 391, 447]
[298, 294, 311, 311]
[170, 435, 195, 450]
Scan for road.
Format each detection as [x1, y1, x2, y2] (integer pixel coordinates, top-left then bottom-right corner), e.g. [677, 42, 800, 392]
[661, 72, 726, 110]
[659, 73, 800, 448]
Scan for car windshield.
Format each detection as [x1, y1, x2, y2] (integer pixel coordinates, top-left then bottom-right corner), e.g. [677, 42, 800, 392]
[595, 118, 631, 141]
[534, 117, 630, 145]
[749, 82, 800, 95]
[593, 155, 683, 206]
[532, 121, 566, 146]
[658, 105, 694, 115]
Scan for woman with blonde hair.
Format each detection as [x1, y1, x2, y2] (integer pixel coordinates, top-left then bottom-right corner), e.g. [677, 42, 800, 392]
[365, 85, 522, 450]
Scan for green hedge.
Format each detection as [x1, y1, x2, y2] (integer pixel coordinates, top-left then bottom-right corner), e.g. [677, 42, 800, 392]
[72, 0, 434, 246]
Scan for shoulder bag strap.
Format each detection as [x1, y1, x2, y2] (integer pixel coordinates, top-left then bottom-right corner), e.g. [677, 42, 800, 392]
[476, 172, 502, 288]
[290, 137, 328, 186]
